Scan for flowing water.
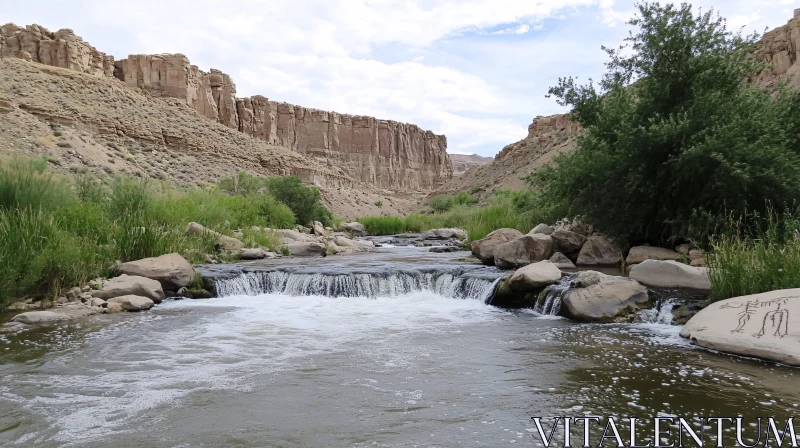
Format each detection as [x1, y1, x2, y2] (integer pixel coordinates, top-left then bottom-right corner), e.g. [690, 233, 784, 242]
[0, 247, 798, 447]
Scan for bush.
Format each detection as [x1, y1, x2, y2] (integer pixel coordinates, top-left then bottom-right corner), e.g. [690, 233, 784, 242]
[707, 210, 800, 301]
[265, 176, 333, 226]
[530, 1, 800, 246]
[428, 192, 478, 213]
[358, 216, 407, 235]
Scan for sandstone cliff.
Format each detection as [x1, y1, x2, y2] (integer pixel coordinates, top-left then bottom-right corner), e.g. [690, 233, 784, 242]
[437, 114, 579, 195]
[0, 23, 451, 192]
[752, 9, 800, 88]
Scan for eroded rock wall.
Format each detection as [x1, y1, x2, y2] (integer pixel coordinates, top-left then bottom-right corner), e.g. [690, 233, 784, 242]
[752, 9, 800, 88]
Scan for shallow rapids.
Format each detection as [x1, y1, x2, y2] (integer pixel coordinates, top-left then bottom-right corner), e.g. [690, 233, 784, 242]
[0, 248, 798, 447]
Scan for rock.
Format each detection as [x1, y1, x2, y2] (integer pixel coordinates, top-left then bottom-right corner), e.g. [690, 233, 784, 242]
[625, 246, 682, 265]
[286, 242, 327, 256]
[549, 252, 576, 269]
[675, 244, 692, 255]
[550, 229, 586, 255]
[429, 246, 460, 253]
[116, 253, 195, 289]
[55, 296, 68, 305]
[421, 228, 468, 240]
[576, 235, 622, 266]
[560, 271, 650, 322]
[92, 274, 165, 303]
[105, 302, 124, 313]
[11, 311, 70, 325]
[555, 219, 593, 236]
[186, 222, 244, 252]
[89, 298, 106, 307]
[312, 221, 326, 236]
[333, 236, 374, 252]
[530, 224, 554, 235]
[629, 260, 711, 291]
[471, 228, 524, 265]
[689, 249, 704, 262]
[176, 287, 190, 298]
[690, 257, 706, 267]
[65, 287, 81, 302]
[680, 289, 800, 366]
[493, 234, 553, 269]
[341, 222, 366, 236]
[240, 247, 270, 260]
[107, 295, 155, 312]
[508, 261, 562, 291]
[7, 302, 28, 311]
[278, 229, 320, 244]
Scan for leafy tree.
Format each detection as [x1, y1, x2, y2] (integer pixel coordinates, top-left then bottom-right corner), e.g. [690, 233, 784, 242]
[529, 1, 800, 246]
[265, 176, 333, 226]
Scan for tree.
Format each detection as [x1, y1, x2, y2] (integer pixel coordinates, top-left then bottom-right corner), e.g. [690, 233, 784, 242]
[265, 176, 333, 226]
[530, 1, 800, 245]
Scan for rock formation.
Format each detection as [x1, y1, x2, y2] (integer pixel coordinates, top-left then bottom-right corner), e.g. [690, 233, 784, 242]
[751, 9, 800, 88]
[0, 23, 452, 192]
[449, 153, 493, 176]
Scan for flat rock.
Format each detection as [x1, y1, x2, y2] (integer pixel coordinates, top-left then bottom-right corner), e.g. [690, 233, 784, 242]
[240, 247, 270, 260]
[287, 242, 327, 256]
[117, 253, 195, 289]
[680, 289, 800, 366]
[508, 261, 562, 291]
[92, 274, 165, 303]
[629, 260, 711, 291]
[429, 246, 460, 253]
[107, 295, 155, 311]
[561, 271, 650, 322]
[471, 228, 524, 265]
[625, 246, 681, 265]
[186, 222, 244, 251]
[11, 311, 70, 325]
[549, 252, 576, 269]
[576, 235, 622, 266]
[333, 236, 375, 252]
[493, 234, 553, 269]
[421, 228, 468, 240]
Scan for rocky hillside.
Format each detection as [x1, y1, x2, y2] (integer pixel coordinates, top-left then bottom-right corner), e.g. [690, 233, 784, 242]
[449, 154, 493, 176]
[437, 114, 580, 195]
[751, 9, 800, 88]
[0, 23, 452, 193]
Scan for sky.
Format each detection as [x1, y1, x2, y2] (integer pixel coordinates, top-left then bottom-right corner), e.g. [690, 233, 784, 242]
[3, 1, 798, 156]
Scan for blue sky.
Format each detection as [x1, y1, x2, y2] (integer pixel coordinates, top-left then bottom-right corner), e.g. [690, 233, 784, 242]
[4, 0, 798, 156]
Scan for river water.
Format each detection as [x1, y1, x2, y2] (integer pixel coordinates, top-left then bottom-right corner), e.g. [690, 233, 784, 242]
[0, 248, 798, 447]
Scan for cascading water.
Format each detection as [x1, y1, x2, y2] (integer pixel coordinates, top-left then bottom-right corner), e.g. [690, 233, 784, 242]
[636, 298, 676, 324]
[533, 277, 571, 316]
[214, 270, 501, 302]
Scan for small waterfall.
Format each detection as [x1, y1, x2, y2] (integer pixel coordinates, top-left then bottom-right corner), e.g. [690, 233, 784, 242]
[636, 298, 676, 324]
[215, 270, 500, 301]
[533, 277, 570, 316]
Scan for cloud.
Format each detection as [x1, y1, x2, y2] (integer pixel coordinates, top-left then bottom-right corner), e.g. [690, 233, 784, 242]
[2, 0, 797, 156]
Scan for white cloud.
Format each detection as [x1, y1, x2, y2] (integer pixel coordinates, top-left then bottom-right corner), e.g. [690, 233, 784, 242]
[2, 0, 797, 156]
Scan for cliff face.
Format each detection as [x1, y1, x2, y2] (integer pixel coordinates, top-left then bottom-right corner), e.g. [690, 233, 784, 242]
[0, 23, 451, 192]
[752, 9, 800, 88]
[449, 154, 493, 176]
[436, 113, 580, 195]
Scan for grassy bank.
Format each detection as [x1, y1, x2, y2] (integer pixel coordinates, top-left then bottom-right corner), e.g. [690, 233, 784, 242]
[707, 212, 800, 301]
[0, 159, 332, 307]
[358, 190, 543, 241]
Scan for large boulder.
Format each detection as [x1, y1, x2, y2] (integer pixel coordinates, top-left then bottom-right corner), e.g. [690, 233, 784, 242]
[341, 222, 366, 237]
[550, 229, 586, 255]
[333, 236, 375, 252]
[508, 261, 562, 291]
[680, 289, 800, 366]
[287, 242, 327, 256]
[629, 260, 711, 291]
[530, 223, 554, 235]
[421, 228, 468, 241]
[625, 246, 681, 265]
[11, 311, 70, 325]
[107, 295, 155, 312]
[493, 234, 553, 269]
[186, 222, 244, 251]
[312, 221, 326, 237]
[576, 235, 622, 266]
[92, 274, 165, 303]
[471, 228, 524, 265]
[117, 253, 195, 290]
[549, 252, 576, 270]
[278, 229, 319, 245]
[561, 271, 650, 322]
[240, 248, 271, 260]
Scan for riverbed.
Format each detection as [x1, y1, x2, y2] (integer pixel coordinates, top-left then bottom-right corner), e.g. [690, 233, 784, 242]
[0, 247, 797, 447]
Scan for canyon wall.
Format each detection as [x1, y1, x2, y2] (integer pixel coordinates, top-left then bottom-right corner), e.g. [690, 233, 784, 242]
[752, 9, 800, 88]
[0, 23, 451, 191]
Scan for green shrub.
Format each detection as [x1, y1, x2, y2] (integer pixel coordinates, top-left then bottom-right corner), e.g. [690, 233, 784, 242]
[265, 176, 333, 226]
[531, 2, 800, 246]
[357, 216, 407, 235]
[0, 158, 70, 211]
[428, 192, 478, 212]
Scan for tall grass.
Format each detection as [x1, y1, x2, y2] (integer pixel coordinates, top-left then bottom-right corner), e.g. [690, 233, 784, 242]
[707, 211, 800, 301]
[0, 158, 313, 307]
[357, 190, 543, 241]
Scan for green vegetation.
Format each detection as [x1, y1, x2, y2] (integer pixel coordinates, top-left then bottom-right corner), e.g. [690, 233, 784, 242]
[358, 190, 542, 241]
[0, 159, 328, 307]
[218, 172, 334, 226]
[525, 1, 800, 247]
[707, 211, 800, 301]
[428, 192, 478, 213]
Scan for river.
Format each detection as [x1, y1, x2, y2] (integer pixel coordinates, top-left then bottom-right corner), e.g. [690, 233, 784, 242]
[0, 247, 797, 447]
